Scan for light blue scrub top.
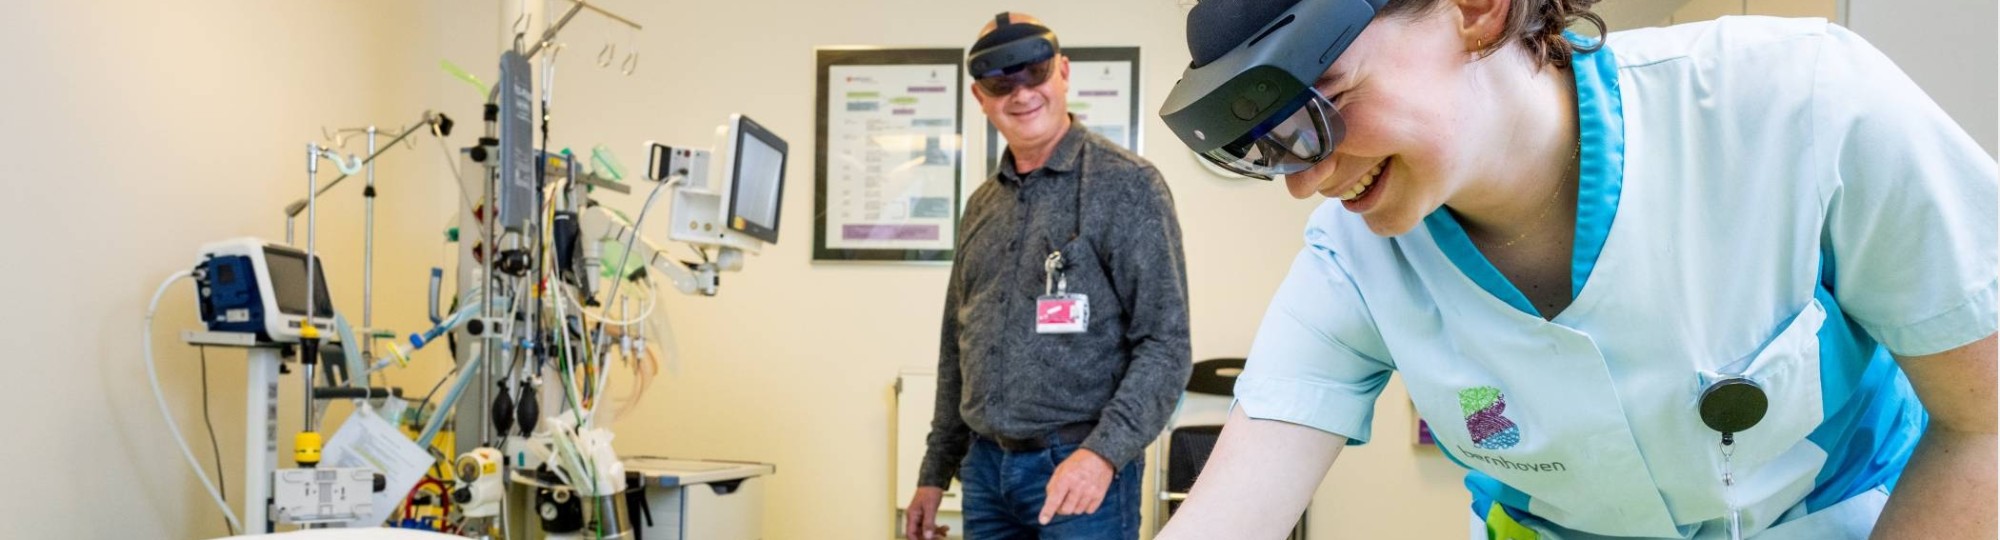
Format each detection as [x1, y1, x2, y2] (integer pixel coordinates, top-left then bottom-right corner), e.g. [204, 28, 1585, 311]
[1420, 35, 1926, 524]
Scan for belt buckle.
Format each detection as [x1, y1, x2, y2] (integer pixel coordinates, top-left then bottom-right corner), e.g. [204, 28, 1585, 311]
[988, 433, 1043, 453]
[1004, 436, 1044, 453]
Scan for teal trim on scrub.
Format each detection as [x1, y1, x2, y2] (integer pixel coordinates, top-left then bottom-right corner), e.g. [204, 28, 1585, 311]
[1804, 257, 1928, 512]
[1568, 40, 1624, 298]
[1423, 32, 1624, 318]
[1442, 445, 1538, 528]
[1424, 212, 1539, 315]
[1436, 33, 1618, 523]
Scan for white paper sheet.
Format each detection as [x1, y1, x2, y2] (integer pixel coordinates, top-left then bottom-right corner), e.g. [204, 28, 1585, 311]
[322, 404, 435, 528]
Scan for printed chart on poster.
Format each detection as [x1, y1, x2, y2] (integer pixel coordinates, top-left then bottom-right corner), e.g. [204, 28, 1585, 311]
[984, 47, 1141, 179]
[814, 48, 965, 262]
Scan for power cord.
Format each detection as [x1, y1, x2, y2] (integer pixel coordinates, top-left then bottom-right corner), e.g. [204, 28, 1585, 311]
[199, 345, 229, 531]
[145, 270, 242, 534]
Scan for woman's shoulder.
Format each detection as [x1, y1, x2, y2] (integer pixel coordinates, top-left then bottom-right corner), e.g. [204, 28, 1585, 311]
[1605, 16, 1834, 70]
[1604, 16, 1858, 140]
[1299, 201, 1398, 259]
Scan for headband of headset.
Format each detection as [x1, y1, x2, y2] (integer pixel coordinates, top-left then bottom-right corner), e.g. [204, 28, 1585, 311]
[968, 12, 1060, 78]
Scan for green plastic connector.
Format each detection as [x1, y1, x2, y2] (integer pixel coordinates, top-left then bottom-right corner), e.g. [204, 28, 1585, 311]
[599, 239, 645, 280]
[592, 144, 627, 182]
[440, 59, 489, 97]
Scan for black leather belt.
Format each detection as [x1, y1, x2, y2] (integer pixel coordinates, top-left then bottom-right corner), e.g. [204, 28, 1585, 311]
[984, 422, 1096, 453]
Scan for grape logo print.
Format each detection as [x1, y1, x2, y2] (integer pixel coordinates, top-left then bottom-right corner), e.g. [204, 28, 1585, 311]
[1460, 386, 1521, 450]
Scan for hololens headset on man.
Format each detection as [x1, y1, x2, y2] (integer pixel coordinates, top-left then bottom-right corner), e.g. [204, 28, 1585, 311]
[968, 12, 1062, 96]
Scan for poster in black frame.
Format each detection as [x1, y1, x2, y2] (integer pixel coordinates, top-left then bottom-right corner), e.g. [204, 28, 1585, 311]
[813, 47, 966, 263]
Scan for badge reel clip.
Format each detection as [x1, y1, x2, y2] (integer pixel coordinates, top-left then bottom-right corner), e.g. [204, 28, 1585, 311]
[1036, 251, 1088, 334]
[1700, 376, 1768, 540]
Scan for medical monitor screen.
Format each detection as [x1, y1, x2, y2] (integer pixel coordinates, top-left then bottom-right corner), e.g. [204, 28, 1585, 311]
[263, 247, 334, 319]
[726, 115, 788, 244]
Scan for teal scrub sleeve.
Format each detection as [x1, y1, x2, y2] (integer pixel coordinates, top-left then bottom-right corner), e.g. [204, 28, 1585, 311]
[1814, 23, 2000, 357]
[1235, 205, 1395, 444]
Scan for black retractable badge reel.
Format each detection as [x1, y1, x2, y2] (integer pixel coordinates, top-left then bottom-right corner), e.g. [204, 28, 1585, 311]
[1160, 0, 1389, 181]
[1037, 252, 1089, 334]
[1035, 164, 1089, 336]
[1700, 376, 1768, 446]
[1701, 376, 1766, 540]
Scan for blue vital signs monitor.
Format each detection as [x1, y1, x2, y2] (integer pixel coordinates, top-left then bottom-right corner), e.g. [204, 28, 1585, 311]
[195, 238, 335, 343]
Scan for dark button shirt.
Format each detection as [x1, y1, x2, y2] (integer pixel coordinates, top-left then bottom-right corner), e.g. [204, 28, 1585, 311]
[919, 121, 1192, 488]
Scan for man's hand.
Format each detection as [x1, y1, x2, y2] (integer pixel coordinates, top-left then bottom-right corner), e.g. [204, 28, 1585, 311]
[905, 486, 951, 540]
[1038, 447, 1116, 524]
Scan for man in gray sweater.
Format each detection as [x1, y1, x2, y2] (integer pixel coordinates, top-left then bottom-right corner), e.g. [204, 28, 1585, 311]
[906, 12, 1192, 540]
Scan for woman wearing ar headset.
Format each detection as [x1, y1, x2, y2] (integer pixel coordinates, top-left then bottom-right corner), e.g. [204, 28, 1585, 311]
[1155, 0, 1995, 538]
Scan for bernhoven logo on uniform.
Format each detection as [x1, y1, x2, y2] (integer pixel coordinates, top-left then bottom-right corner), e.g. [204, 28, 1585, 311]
[1460, 386, 1521, 449]
[1456, 386, 1568, 473]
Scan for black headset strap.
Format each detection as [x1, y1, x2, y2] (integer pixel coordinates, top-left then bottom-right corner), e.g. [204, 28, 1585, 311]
[1072, 148, 1086, 245]
[1040, 138, 1090, 256]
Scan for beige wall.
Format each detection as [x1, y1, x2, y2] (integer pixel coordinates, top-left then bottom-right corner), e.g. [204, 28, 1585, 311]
[7, 1, 1988, 539]
[0, 1, 445, 538]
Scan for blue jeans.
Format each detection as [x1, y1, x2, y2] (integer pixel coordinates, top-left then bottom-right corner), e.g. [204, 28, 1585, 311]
[959, 436, 1142, 540]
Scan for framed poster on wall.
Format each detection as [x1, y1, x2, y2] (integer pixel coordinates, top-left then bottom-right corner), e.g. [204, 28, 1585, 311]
[813, 47, 966, 262]
[983, 47, 1142, 178]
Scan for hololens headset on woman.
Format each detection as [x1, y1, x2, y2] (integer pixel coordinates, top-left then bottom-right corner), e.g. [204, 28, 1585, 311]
[1161, 0, 1388, 180]
[967, 12, 1061, 96]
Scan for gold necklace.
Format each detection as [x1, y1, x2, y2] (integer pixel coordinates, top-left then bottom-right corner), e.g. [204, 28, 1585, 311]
[1496, 141, 1581, 249]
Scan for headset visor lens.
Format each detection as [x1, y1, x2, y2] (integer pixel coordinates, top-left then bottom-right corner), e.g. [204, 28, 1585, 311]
[1200, 90, 1343, 180]
[974, 59, 1055, 96]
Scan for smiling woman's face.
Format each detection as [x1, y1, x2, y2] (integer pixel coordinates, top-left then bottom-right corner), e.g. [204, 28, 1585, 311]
[1284, 9, 1488, 237]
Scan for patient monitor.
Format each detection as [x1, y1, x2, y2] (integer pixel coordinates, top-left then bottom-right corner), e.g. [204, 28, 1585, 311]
[651, 114, 789, 253]
[582, 114, 790, 296]
[195, 238, 336, 342]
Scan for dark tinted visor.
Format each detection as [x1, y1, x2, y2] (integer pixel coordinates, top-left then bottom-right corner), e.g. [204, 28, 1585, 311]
[974, 58, 1055, 96]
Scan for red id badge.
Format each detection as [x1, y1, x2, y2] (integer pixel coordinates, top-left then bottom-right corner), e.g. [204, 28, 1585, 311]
[1036, 293, 1089, 334]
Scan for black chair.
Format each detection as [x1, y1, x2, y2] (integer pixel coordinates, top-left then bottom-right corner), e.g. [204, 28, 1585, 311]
[1154, 358, 1307, 539]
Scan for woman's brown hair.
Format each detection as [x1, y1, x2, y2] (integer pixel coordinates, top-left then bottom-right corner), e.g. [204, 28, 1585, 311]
[1381, 0, 1608, 68]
